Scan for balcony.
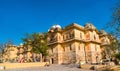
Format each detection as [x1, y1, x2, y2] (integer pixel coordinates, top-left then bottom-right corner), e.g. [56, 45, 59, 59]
[49, 38, 57, 43]
[63, 34, 74, 41]
[85, 38, 101, 44]
[48, 38, 62, 45]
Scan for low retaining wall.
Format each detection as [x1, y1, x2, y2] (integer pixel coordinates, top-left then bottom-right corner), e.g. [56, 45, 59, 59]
[81, 64, 120, 71]
[81, 64, 108, 70]
[0, 62, 49, 69]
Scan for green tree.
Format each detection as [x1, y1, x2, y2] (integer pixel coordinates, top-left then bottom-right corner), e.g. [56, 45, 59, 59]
[108, 35, 120, 53]
[22, 33, 48, 62]
[114, 52, 120, 60]
[107, 1, 120, 40]
[104, 1, 120, 61]
[107, 35, 120, 59]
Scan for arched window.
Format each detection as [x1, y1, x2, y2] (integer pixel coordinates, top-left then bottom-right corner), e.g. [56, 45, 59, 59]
[94, 35, 96, 40]
[51, 48, 53, 53]
[63, 47, 65, 52]
[70, 31, 74, 39]
[80, 33, 82, 39]
[95, 45, 97, 51]
[66, 33, 69, 40]
[63, 35, 66, 41]
[86, 33, 90, 40]
[69, 44, 72, 50]
[78, 44, 80, 50]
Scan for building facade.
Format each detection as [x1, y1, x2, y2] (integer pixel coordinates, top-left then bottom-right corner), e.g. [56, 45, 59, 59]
[1, 23, 110, 64]
[1, 43, 40, 63]
[47, 23, 110, 64]
[2, 45, 18, 62]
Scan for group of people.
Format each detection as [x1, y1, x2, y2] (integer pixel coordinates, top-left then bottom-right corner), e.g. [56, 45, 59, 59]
[19, 56, 41, 63]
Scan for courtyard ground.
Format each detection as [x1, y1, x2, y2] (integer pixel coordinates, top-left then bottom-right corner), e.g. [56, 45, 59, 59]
[5, 64, 94, 71]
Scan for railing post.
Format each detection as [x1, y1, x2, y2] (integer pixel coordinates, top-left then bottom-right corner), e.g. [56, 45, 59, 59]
[0, 66, 5, 71]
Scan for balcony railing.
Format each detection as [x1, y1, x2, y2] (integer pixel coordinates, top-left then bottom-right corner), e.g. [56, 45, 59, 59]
[63, 34, 74, 41]
[49, 38, 57, 43]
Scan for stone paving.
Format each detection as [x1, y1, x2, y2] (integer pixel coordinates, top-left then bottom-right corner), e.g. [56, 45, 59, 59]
[5, 64, 94, 71]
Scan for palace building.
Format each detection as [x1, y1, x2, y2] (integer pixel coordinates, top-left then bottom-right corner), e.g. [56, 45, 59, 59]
[47, 23, 110, 64]
[1, 23, 111, 64]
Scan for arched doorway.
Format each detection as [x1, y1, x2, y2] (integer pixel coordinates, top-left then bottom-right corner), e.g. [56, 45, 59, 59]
[50, 58, 54, 64]
[51, 58, 54, 64]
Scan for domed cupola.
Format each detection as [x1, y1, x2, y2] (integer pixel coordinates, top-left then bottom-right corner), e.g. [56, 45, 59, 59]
[48, 24, 62, 32]
[51, 25, 56, 29]
[55, 24, 61, 29]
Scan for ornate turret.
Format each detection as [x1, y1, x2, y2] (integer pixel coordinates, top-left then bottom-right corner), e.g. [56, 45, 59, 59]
[84, 22, 96, 30]
[99, 30, 107, 36]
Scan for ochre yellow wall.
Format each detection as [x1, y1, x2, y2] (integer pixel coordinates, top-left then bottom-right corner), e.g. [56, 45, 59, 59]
[0, 62, 49, 69]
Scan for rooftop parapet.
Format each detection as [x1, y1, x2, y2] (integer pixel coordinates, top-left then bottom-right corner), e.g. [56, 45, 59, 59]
[62, 23, 84, 31]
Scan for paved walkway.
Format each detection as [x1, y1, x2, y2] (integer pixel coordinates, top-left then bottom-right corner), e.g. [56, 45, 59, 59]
[5, 64, 94, 71]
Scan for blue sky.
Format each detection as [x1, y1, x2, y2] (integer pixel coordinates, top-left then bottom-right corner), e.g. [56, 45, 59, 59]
[0, 0, 119, 45]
